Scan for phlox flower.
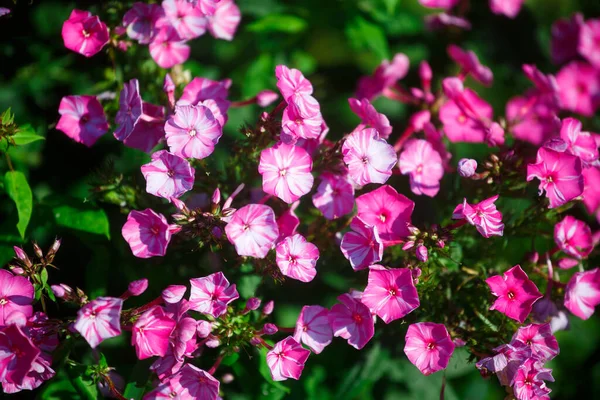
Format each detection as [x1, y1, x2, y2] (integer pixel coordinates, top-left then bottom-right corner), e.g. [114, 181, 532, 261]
[340, 218, 383, 271]
[266, 336, 310, 381]
[418, 0, 459, 9]
[275, 65, 315, 110]
[564, 268, 600, 320]
[489, 0, 525, 19]
[149, 26, 191, 69]
[189, 272, 239, 318]
[115, 79, 143, 141]
[582, 167, 600, 221]
[556, 61, 600, 117]
[485, 265, 543, 323]
[355, 185, 414, 244]
[73, 297, 123, 348]
[122, 209, 175, 258]
[162, 285, 187, 304]
[293, 305, 332, 354]
[224, 204, 279, 258]
[512, 358, 553, 400]
[258, 142, 314, 203]
[141, 150, 195, 199]
[169, 364, 220, 400]
[123, 102, 166, 153]
[447, 45, 493, 86]
[159, 0, 207, 40]
[556, 117, 599, 165]
[579, 18, 600, 69]
[276, 202, 300, 241]
[0, 270, 34, 326]
[506, 94, 560, 146]
[132, 306, 177, 360]
[2, 352, 55, 394]
[329, 293, 375, 350]
[164, 105, 223, 159]
[551, 13, 583, 65]
[281, 102, 323, 143]
[511, 323, 559, 362]
[452, 195, 504, 238]
[342, 128, 397, 186]
[56, 95, 108, 147]
[177, 77, 231, 119]
[312, 172, 355, 220]
[196, 0, 219, 16]
[439, 86, 493, 143]
[61, 10, 109, 58]
[122, 2, 164, 44]
[348, 98, 392, 139]
[0, 325, 40, 387]
[527, 147, 584, 209]
[554, 215, 593, 259]
[425, 13, 472, 31]
[207, 0, 241, 41]
[399, 139, 444, 197]
[356, 53, 410, 100]
[275, 234, 320, 283]
[457, 158, 477, 177]
[361, 267, 420, 324]
[404, 322, 455, 376]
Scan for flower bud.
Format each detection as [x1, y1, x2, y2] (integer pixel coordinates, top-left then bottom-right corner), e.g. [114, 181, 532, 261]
[558, 257, 579, 270]
[128, 278, 149, 297]
[416, 245, 428, 262]
[402, 241, 415, 251]
[262, 300, 274, 315]
[260, 323, 278, 335]
[211, 188, 221, 205]
[162, 285, 187, 304]
[46, 238, 62, 262]
[249, 337, 263, 347]
[246, 297, 261, 311]
[442, 77, 464, 100]
[527, 251, 540, 264]
[485, 122, 505, 147]
[437, 239, 445, 249]
[457, 158, 477, 177]
[51, 285, 66, 299]
[211, 226, 223, 239]
[411, 267, 422, 284]
[9, 266, 25, 275]
[163, 73, 175, 93]
[13, 246, 32, 267]
[256, 90, 278, 107]
[409, 110, 431, 132]
[197, 320, 213, 338]
[32, 242, 43, 259]
[205, 337, 220, 348]
[419, 61, 432, 89]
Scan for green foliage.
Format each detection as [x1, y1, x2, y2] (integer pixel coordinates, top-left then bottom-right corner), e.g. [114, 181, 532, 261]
[4, 170, 32, 238]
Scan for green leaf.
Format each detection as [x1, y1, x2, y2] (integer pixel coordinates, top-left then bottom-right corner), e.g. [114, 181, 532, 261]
[123, 359, 154, 400]
[238, 275, 262, 298]
[345, 16, 389, 61]
[4, 171, 33, 239]
[66, 364, 98, 400]
[222, 352, 240, 366]
[247, 14, 307, 34]
[1, 107, 14, 125]
[40, 267, 48, 286]
[52, 202, 110, 239]
[12, 124, 45, 145]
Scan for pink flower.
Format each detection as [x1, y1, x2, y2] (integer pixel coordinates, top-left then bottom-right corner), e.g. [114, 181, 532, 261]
[554, 215, 593, 259]
[207, 0, 241, 41]
[486, 265, 543, 323]
[61, 10, 109, 57]
[141, 150, 195, 199]
[122, 209, 175, 258]
[348, 98, 392, 139]
[361, 267, 420, 324]
[160, 0, 207, 40]
[578, 18, 600, 69]
[312, 173, 354, 220]
[169, 364, 220, 399]
[329, 293, 375, 350]
[164, 105, 223, 159]
[506, 94, 560, 146]
[556, 61, 600, 117]
[266, 336, 310, 381]
[527, 147, 584, 209]
[276, 202, 300, 241]
[276, 65, 314, 107]
[355, 185, 414, 244]
[123, 102, 166, 153]
[399, 139, 444, 197]
[557, 117, 599, 165]
[439, 87, 493, 143]
[258, 142, 314, 203]
[281, 103, 323, 143]
[149, 26, 191, 69]
[0, 325, 40, 386]
[73, 297, 123, 348]
[425, 13, 471, 31]
[342, 128, 397, 186]
[0, 270, 34, 326]
[189, 272, 239, 317]
[56, 95, 108, 147]
[122, 2, 164, 44]
[225, 204, 279, 258]
[2, 352, 55, 394]
[452, 195, 504, 238]
[404, 322, 455, 376]
[447, 45, 493, 86]
[132, 306, 176, 360]
[275, 234, 320, 283]
[418, 0, 459, 9]
[177, 77, 231, 115]
[293, 305, 332, 354]
[340, 218, 383, 271]
[564, 268, 600, 320]
[162, 285, 187, 304]
[115, 79, 143, 141]
[512, 358, 553, 400]
[583, 167, 600, 220]
[356, 53, 410, 100]
[457, 158, 477, 177]
[489, 0, 525, 19]
[511, 323, 559, 362]
[551, 13, 583, 65]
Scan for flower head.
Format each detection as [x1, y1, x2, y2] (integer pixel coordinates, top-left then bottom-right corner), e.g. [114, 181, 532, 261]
[564, 268, 600, 320]
[225, 204, 279, 258]
[122, 209, 175, 258]
[141, 150, 195, 200]
[512, 358, 553, 400]
[340, 218, 383, 271]
[61, 10, 109, 57]
[122, 2, 164, 44]
[329, 293, 375, 350]
[489, 0, 525, 19]
[189, 272, 239, 318]
[169, 364, 220, 399]
[0, 270, 34, 327]
[579, 18, 600, 69]
[56, 95, 108, 147]
[556, 61, 600, 117]
[312, 173, 355, 220]
[554, 215, 593, 259]
[132, 306, 176, 360]
[281, 102, 323, 143]
[557, 117, 599, 165]
[404, 322, 455, 376]
[486, 265, 543, 323]
[439, 87, 493, 143]
[276, 65, 314, 110]
[293, 305, 332, 354]
[160, 0, 207, 40]
[73, 297, 123, 348]
[165, 105, 223, 159]
[207, 0, 241, 41]
[452, 195, 504, 238]
[511, 323, 559, 362]
[447, 45, 493, 85]
[122, 102, 166, 153]
[551, 13, 584, 65]
[399, 139, 444, 197]
[342, 128, 397, 186]
[275, 234, 319, 283]
[0, 325, 40, 387]
[266, 336, 311, 381]
[356, 53, 409, 100]
[115, 79, 143, 141]
[149, 26, 191, 69]
[348, 98, 392, 139]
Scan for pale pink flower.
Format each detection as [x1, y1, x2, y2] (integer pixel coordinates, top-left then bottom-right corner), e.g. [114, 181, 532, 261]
[355, 185, 414, 244]
[177, 77, 231, 119]
[578, 18, 600, 69]
[477, 342, 530, 386]
[512, 358, 553, 400]
[56, 95, 108, 147]
[281, 103, 323, 143]
[293, 305, 332, 354]
[452, 195, 504, 238]
[123, 102, 166, 153]
[399, 139, 444, 197]
[556, 61, 600, 117]
[486, 265, 543, 323]
[457, 158, 477, 177]
[511, 323, 559, 361]
[162, 285, 187, 304]
[276, 65, 313, 106]
[169, 364, 220, 399]
[132, 306, 176, 360]
[564, 268, 600, 320]
[115, 79, 143, 141]
[149, 26, 191, 69]
[425, 13, 471, 31]
[73, 297, 123, 348]
[554, 215, 593, 259]
[329, 293, 375, 350]
[122, 2, 164, 44]
[189, 272, 239, 317]
[439, 87, 493, 143]
[0, 270, 33, 327]
[257, 90, 279, 107]
[0, 325, 40, 387]
[418, 0, 459, 9]
[342, 128, 396, 186]
[527, 147, 584, 209]
[224, 204, 279, 258]
[489, 0, 525, 19]
[340, 218, 383, 271]
[356, 53, 410, 100]
[0, 8, 9, 17]
[61, 10, 109, 57]
[266, 336, 310, 381]
[122, 209, 175, 258]
[275, 234, 320, 283]
[197, 0, 219, 15]
[160, 0, 207, 40]
[557, 117, 599, 165]
[164, 105, 223, 159]
[348, 98, 392, 139]
[258, 142, 314, 203]
[207, 0, 241, 41]
[404, 322, 455, 376]
[361, 267, 420, 324]
[551, 13, 584, 65]
[447, 45, 493, 85]
[312, 173, 355, 220]
[141, 150, 195, 199]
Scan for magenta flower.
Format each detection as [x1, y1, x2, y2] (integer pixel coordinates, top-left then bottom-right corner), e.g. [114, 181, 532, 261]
[342, 128, 396, 186]
[404, 322, 455, 376]
[123, 102, 166, 153]
[457, 158, 477, 177]
[162, 285, 187, 304]
[356, 53, 410, 100]
[160, 0, 207, 40]
[189, 272, 239, 317]
[141, 150, 195, 200]
[169, 364, 220, 400]
[399, 139, 444, 197]
[115, 79, 143, 141]
[122, 2, 164, 44]
[506, 94, 559, 146]
[293, 305, 332, 354]
[425, 13, 471, 31]
[486, 265, 543, 323]
[122, 209, 175, 258]
[61, 10, 109, 58]
[0, 270, 34, 326]
[312, 173, 355, 220]
[275, 234, 320, 283]
[439, 88, 493, 143]
[447, 45, 493, 86]
[132, 306, 176, 360]
[527, 147, 584, 209]
[56, 95, 108, 147]
[551, 13, 583, 65]
[258, 142, 314, 204]
[452, 195, 504, 238]
[512, 358, 553, 400]
[149, 26, 191, 69]
[554, 215, 593, 259]
[564, 268, 600, 320]
[177, 77, 231, 118]
[73, 297, 123, 348]
[489, 0, 525, 19]
[579, 18, 600, 69]
[281, 103, 323, 143]
[558, 117, 599, 165]
[511, 323, 559, 362]
[556, 61, 600, 117]
[361, 267, 420, 324]
[225, 204, 279, 258]
[164, 105, 223, 159]
[266, 336, 311, 381]
[418, 0, 459, 9]
[0, 325, 40, 387]
[348, 98, 392, 139]
[329, 293, 375, 350]
[583, 167, 600, 221]
[276, 202, 300, 241]
[207, 0, 241, 41]
[340, 218, 384, 271]
[355, 185, 414, 245]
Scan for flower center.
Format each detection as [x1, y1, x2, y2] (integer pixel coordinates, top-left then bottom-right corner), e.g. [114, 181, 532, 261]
[279, 169, 287, 177]
[189, 129, 197, 137]
[242, 223, 251, 231]
[379, 213, 387, 222]
[82, 29, 90, 38]
[167, 169, 175, 177]
[295, 119, 303, 125]
[352, 312, 363, 324]
[507, 291, 516, 300]
[361, 156, 369, 164]
[288, 255, 297, 265]
[0, 298, 7, 306]
[388, 288, 397, 296]
[416, 165, 423, 174]
[150, 225, 160, 235]
[457, 114, 467, 124]
[80, 114, 90, 124]
[426, 342, 436, 350]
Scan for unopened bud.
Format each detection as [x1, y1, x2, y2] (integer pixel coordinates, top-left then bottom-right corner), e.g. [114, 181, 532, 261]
[197, 320, 213, 338]
[46, 238, 62, 262]
[249, 337, 263, 347]
[256, 90, 278, 107]
[13, 246, 31, 267]
[409, 110, 431, 132]
[205, 337, 220, 348]
[51, 285, 66, 299]
[262, 300, 274, 315]
[457, 158, 477, 177]
[9, 266, 25, 275]
[222, 373, 234, 384]
[261, 323, 278, 335]
[211, 188, 221, 205]
[527, 252, 539, 264]
[245, 297, 261, 311]
[32, 242, 43, 259]
[128, 278, 149, 297]
[162, 285, 187, 304]
[416, 245, 428, 262]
